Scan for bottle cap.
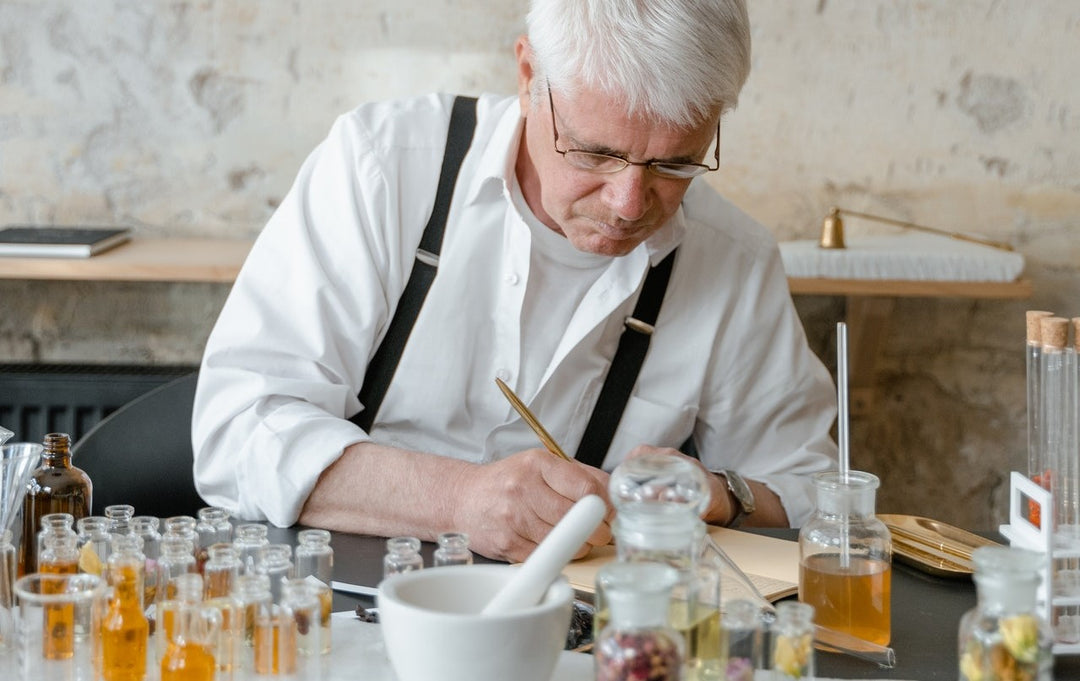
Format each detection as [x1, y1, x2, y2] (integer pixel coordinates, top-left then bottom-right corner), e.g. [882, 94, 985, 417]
[597, 562, 678, 629]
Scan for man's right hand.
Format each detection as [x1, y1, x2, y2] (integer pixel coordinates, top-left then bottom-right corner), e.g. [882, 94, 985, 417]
[449, 448, 613, 563]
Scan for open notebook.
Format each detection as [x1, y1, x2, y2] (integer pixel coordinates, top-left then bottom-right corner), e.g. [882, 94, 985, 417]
[562, 525, 799, 603]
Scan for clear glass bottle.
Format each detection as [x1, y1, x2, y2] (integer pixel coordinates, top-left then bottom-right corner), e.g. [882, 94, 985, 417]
[204, 543, 243, 601]
[155, 535, 198, 638]
[156, 572, 204, 665]
[281, 577, 321, 666]
[294, 528, 334, 585]
[39, 533, 80, 575]
[196, 507, 232, 548]
[204, 578, 243, 676]
[383, 536, 424, 577]
[958, 546, 1052, 681]
[433, 531, 473, 567]
[722, 599, 763, 681]
[76, 515, 112, 577]
[605, 453, 720, 680]
[594, 562, 684, 681]
[798, 470, 892, 646]
[233, 523, 270, 575]
[37, 512, 78, 572]
[163, 515, 203, 572]
[132, 516, 162, 613]
[160, 586, 217, 681]
[21, 433, 91, 575]
[102, 533, 149, 681]
[255, 543, 294, 604]
[104, 504, 135, 537]
[770, 601, 815, 680]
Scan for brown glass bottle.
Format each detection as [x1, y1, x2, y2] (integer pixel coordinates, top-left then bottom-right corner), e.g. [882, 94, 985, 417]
[20, 433, 92, 575]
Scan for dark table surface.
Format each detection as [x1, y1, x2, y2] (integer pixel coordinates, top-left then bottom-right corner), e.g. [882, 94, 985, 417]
[265, 524, 1080, 680]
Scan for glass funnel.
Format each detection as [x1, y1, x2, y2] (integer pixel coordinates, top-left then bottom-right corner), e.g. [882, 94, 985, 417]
[0, 442, 43, 534]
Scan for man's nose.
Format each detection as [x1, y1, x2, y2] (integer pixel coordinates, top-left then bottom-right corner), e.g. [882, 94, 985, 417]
[601, 166, 652, 222]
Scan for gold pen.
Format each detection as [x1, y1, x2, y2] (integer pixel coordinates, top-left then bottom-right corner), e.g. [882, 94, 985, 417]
[494, 377, 572, 461]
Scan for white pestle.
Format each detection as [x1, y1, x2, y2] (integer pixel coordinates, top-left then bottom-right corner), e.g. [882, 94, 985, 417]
[481, 494, 607, 614]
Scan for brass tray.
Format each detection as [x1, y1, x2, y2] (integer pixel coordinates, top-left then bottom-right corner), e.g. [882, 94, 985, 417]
[879, 514, 1001, 578]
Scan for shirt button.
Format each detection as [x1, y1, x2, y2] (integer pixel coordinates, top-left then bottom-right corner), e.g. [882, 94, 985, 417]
[505, 273, 520, 286]
[496, 369, 511, 382]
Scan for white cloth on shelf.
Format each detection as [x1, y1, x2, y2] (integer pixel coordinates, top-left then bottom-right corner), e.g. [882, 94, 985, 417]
[780, 232, 1025, 282]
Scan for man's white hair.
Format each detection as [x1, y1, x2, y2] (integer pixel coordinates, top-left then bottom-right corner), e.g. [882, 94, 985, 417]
[526, 0, 751, 127]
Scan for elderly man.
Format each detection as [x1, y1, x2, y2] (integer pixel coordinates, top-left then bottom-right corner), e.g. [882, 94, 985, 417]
[192, 0, 837, 562]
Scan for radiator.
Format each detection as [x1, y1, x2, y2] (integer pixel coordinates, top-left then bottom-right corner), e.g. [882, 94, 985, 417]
[0, 364, 197, 444]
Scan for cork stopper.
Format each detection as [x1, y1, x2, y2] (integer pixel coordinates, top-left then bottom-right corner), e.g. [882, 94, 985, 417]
[1073, 318, 1080, 352]
[1040, 317, 1069, 350]
[1026, 310, 1054, 344]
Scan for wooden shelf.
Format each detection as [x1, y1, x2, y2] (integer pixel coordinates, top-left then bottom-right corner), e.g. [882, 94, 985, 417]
[0, 238, 252, 283]
[787, 276, 1033, 299]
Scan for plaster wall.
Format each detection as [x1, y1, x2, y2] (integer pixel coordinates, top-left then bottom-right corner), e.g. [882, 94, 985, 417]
[1, 1, 1078, 529]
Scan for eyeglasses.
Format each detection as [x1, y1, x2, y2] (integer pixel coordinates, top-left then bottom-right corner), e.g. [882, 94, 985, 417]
[547, 82, 720, 180]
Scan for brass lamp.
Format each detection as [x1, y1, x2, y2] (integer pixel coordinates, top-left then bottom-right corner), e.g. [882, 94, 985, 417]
[819, 207, 1014, 252]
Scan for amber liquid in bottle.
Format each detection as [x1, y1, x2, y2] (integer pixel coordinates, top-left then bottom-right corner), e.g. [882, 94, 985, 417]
[39, 552, 80, 660]
[161, 639, 216, 681]
[799, 552, 892, 646]
[101, 563, 149, 681]
[20, 433, 92, 575]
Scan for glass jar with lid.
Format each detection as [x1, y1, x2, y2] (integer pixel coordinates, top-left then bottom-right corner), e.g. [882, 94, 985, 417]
[958, 546, 1052, 681]
[798, 470, 892, 646]
[594, 562, 684, 681]
[605, 453, 721, 679]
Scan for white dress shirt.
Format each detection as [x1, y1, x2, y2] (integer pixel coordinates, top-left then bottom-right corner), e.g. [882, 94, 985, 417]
[192, 93, 838, 528]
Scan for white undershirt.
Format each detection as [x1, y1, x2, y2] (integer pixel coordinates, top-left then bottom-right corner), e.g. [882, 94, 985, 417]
[508, 176, 611, 401]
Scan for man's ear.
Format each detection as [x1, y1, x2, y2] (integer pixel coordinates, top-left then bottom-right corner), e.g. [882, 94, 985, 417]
[514, 35, 534, 112]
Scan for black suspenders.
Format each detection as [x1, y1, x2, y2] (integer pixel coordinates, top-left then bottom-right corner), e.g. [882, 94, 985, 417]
[349, 95, 678, 468]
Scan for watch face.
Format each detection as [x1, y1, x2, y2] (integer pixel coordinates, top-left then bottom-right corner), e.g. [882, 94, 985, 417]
[725, 470, 756, 514]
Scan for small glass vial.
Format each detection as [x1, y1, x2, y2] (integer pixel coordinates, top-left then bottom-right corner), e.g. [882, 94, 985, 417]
[281, 577, 322, 671]
[204, 543, 243, 600]
[156, 572, 204, 664]
[770, 601, 815, 680]
[723, 599, 764, 681]
[204, 575, 243, 676]
[131, 516, 162, 611]
[39, 533, 80, 575]
[433, 531, 473, 567]
[76, 515, 112, 577]
[20, 433, 92, 575]
[104, 504, 135, 537]
[799, 470, 892, 646]
[295, 528, 334, 585]
[233, 523, 270, 575]
[102, 534, 149, 681]
[196, 507, 233, 548]
[594, 562, 684, 681]
[384, 536, 424, 577]
[255, 543, 294, 604]
[160, 586, 217, 681]
[958, 546, 1052, 681]
[163, 515, 203, 571]
[156, 535, 198, 637]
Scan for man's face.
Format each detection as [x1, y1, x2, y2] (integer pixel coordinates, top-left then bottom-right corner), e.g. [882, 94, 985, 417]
[514, 38, 720, 257]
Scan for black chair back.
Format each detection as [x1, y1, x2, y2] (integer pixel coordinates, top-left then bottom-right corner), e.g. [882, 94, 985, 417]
[71, 372, 204, 518]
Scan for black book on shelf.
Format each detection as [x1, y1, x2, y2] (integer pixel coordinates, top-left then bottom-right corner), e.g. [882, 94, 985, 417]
[0, 226, 132, 258]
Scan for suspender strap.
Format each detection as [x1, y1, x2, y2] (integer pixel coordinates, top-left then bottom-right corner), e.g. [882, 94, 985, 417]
[575, 248, 678, 468]
[351, 96, 478, 431]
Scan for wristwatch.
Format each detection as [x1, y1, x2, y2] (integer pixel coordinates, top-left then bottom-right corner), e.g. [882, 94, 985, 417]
[720, 470, 756, 527]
